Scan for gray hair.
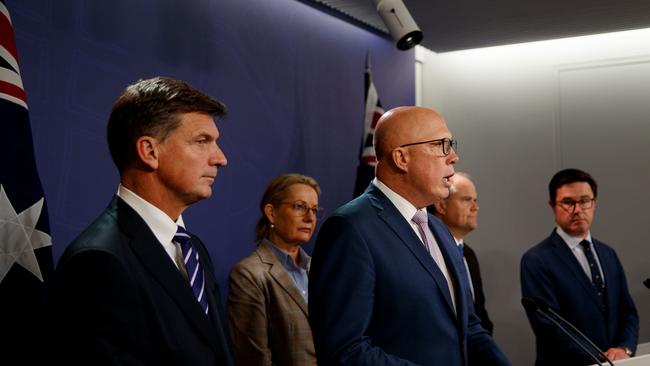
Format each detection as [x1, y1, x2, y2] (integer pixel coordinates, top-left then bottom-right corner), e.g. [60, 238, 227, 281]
[448, 171, 471, 196]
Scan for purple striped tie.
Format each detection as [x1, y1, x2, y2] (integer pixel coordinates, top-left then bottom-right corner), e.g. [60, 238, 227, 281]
[412, 210, 432, 254]
[174, 226, 209, 315]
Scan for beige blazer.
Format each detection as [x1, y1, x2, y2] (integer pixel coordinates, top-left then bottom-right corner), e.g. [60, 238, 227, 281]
[227, 240, 317, 366]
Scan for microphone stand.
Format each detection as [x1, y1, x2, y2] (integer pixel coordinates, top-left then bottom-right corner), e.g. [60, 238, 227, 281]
[522, 298, 604, 366]
[543, 305, 615, 366]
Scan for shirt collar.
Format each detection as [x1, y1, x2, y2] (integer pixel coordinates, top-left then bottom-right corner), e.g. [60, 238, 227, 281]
[264, 238, 311, 271]
[117, 184, 185, 246]
[556, 226, 592, 250]
[373, 178, 423, 224]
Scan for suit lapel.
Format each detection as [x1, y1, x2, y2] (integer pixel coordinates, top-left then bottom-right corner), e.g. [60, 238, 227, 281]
[549, 231, 605, 313]
[430, 216, 468, 332]
[366, 186, 457, 318]
[113, 197, 221, 353]
[191, 235, 232, 357]
[257, 241, 309, 316]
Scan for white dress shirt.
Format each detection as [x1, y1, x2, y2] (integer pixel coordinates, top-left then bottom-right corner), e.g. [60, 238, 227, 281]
[117, 184, 186, 269]
[556, 226, 605, 283]
[454, 237, 475, 301]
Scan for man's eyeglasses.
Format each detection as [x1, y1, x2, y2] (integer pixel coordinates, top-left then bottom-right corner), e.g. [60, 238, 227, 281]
[555, 197, 595, 212]
[280, 201, 324, 219]
[400, 138, 458, 157]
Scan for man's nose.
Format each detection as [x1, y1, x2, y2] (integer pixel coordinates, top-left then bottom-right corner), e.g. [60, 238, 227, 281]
[211, 144, 227, 167]
[572, 203, 584, 214]
[447, 148, 459, 165]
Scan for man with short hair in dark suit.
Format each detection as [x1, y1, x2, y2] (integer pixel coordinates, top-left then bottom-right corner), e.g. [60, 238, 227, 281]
[521, 168, 639, 366]
[52, 77, 234, 365]
[309, 106, 511, 366]
[430, 172, 494, 335]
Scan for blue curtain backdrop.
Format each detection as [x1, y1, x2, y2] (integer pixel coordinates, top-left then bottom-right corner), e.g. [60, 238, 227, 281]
[9, 0, 414, 296]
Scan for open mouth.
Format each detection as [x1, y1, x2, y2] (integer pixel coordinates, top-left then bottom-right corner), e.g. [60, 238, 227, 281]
[443, 173, 455, 186]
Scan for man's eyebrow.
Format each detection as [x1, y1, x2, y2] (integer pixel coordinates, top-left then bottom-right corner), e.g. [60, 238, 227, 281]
[195, 132, 216, 139]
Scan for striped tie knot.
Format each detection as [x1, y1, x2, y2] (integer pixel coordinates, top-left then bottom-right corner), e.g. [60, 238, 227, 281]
[412, 210, 428, 226]
[174, 226, 209, 315]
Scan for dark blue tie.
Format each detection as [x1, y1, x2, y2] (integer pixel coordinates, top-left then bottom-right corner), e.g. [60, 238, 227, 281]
[579, 240, 606, 310]
[457, 243, 474, 297]
[174, 226, 209, 315]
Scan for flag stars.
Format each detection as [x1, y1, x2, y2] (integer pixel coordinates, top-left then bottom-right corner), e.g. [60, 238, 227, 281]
[0, 185, 52, 283]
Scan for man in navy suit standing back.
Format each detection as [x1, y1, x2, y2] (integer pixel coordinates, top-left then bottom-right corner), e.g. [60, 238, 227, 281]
[52, 77, 234, 365]
[309, 106, 511, 366]
[521, 168, 638, 365]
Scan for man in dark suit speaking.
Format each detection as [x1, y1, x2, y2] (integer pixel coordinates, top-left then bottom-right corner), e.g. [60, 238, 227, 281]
[309, 106, 510, 366]
[52, 77, 234, 365]
[521, 168, 638, 365]
[430, 172, 494, 335]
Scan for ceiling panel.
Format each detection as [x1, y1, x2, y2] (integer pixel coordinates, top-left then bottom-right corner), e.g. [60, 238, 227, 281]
[304, 0, 650, 52]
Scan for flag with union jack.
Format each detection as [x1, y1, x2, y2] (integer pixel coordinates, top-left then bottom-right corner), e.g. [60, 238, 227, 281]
[353, 57, 385, 197]
[0, 0, 54, 362]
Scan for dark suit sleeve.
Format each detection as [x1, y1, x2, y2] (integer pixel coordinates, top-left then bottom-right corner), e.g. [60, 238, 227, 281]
[309, 216, 419, 366]
[465, 317, 510, 366]
[227, 262, 273, 366]
[609, 251, 639, 353]
[53, 250, 151, 366]
[520, 251, 595, 364]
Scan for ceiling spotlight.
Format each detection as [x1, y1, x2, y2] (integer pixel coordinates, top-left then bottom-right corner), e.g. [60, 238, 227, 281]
[372, 0, 423, 50]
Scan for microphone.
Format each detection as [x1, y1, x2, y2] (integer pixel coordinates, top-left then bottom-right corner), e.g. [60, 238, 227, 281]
[528, 297, 615, 366]
[644, 278, 650, 289]
[521, 297, 609, 366]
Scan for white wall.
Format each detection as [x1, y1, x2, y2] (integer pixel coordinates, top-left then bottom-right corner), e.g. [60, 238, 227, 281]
[418, 28, 650, 365]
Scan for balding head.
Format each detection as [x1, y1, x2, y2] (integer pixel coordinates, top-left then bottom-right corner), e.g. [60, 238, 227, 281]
[374, 106, 459, 208]
[374, 107, 446, 160]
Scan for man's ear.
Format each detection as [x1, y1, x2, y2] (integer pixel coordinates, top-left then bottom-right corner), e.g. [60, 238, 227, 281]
[391, 147, 409, 173]
[548, 200, 555, 209]
[263, 203, 275, 225]
[134, 136, 159, 170]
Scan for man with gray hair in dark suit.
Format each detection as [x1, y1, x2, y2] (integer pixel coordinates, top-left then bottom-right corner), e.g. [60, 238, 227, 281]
[429, 172, 494, 335]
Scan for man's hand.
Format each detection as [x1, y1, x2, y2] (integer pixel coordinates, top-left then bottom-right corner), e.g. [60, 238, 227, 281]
[604, 347, 631, 361]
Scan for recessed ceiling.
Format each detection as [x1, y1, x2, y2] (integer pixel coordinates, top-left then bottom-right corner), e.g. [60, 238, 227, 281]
[304, 0, 650, 52]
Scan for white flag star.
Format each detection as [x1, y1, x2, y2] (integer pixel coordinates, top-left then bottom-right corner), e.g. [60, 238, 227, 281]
[0, 184, 52, 283]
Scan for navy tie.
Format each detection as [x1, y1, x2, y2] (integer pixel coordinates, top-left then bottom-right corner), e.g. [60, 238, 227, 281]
[579, 240, 606, 310]
[174, 226, 209, 315]
[457, 243, 474, 298]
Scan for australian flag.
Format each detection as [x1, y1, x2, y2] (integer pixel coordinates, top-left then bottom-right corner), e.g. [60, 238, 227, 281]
[353, 58, 385, 197]
[0, 0, 54, 363]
